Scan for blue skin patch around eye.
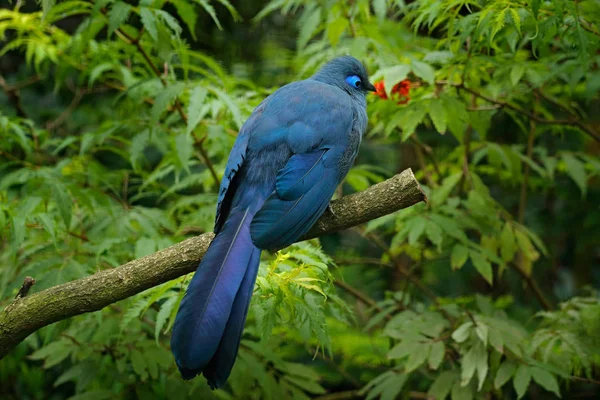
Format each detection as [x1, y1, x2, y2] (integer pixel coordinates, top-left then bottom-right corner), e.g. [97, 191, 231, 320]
[345, 75, 362, 88]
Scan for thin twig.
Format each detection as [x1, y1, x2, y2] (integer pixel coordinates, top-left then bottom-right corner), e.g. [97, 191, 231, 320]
[333, 279, 386, 315]
[438, 81, 600, 143]
[518, 119, 536, 224]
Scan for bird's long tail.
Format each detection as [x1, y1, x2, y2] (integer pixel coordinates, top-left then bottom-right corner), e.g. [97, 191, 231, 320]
[171, 202, 261, 388]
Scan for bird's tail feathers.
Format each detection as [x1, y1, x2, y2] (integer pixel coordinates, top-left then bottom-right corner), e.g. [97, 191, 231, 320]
[171, 205, 261, 385]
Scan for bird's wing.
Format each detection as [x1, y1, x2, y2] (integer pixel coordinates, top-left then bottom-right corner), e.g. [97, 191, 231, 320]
[249, 147, 342, 250]
[214, 102, 267, 233]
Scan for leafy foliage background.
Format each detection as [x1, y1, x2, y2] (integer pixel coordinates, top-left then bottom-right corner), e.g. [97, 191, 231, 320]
[1, 0, 599, 399]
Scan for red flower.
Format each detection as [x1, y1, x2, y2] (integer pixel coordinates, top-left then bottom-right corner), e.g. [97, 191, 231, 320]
[372, 79, 411, 104]
[392, 80, 410, 97]
[373, 81, 387, 99]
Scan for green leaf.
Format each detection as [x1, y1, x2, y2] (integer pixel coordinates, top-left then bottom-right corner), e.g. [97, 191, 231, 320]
[474, 344, 488, 390]
[428, 98, 447, 134]
[150, 83, 185, 125]
[405, 343, 430, 372]
[510, 65, 525, 86]
[139, 7, 158, 41]
[408, 216, 427, 245]
[400, 106, 427, 141]
[494, 360, 516, 389]
[509, 8, 521, 36]
[326, 15, 348, 46]
[380, 65, 411, 96]
[186, 87, 208, 135]
[130, 130, 150, 171]
[172, 0, 198, 39]
[298, 7, 321, 49]
[373, 0, 387, 20]
[500, 223, 516, 262]
[561, 154, 587, 196]
[513, 365, 531, 399]
[452, 322, 473, 343]
[428, 341, 445, 370]
[460, 345, 477, 386]
[155, 296, 177, 341]
[451, 380, 473, 400]
[108, 2, 131, 37]
[451, 244, 469, 270]
[426, 222, 443, 250]
[428, 371, 456, 400]
[51, 183, 72, 229]
[54, 365, 81, 387]
[469, 251, 493, 285]
[283, 375, 326, 394]
[196, 0, 223, 30]
[530, 367, 561, 398]
[412, 60, 435, 85]
[431, 172, 462, 206]
[130, 349, 147, 379]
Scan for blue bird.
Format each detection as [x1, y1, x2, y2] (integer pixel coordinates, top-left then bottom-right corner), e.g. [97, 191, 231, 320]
[171, 56, 376, 388]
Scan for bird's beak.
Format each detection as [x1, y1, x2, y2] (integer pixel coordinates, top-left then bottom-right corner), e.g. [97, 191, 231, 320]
[366, 81, 377, 92]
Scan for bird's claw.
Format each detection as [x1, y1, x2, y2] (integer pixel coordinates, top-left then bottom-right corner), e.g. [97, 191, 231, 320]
[327, 203, 336, 218]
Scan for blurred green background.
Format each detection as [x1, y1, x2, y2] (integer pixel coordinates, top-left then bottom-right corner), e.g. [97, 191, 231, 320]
[1, 0, 599, 399]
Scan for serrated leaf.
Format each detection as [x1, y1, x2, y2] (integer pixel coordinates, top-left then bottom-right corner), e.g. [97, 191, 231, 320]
[108, 2, 131, 37]
[451, 244, 469, 270]
[150, 83, 185, 125]
[155, 296, 177, 341]
[509, 8, 521, 35]
[172, 0, 197, 39]
[469, 251, 493, 285]
[513, 365, 531, 399]
[494, 360, 516, 389]
[530, 367, 561, 397]
[197, 0, 223, 30]
[139, 7, 158, 41]
[186, 87, 208, 134]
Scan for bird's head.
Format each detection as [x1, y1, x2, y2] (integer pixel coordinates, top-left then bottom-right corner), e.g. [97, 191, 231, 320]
[312, 56, 376, 96]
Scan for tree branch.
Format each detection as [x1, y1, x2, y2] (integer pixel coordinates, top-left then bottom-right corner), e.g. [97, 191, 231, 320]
[0, 169, 426, 359]
[438, 81, 600, 143]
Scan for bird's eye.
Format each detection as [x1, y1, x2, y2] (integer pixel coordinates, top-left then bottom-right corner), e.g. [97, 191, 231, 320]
[345, 75, 362, 89]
